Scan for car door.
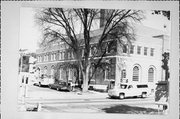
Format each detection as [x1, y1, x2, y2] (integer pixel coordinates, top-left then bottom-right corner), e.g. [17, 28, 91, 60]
[126, 85, 135, 97]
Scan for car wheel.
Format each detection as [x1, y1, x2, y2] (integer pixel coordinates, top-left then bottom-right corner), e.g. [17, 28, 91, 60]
[119, 93, 125, 99]
[141, 92, 147, 98]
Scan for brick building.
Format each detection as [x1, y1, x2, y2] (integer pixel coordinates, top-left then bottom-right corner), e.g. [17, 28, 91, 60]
[35, 23, 170, 90]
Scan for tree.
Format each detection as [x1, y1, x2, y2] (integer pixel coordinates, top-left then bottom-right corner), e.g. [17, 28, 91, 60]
[35, 8, 144, 92]
[152, 10, 170, 20]
[162, 52, 169, 81]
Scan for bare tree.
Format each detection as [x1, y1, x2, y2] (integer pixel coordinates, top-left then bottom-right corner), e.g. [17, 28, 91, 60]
[35, 8, 144, 92]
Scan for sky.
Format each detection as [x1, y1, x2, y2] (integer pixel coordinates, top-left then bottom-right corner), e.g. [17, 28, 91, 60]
[19, 7, 41, 53]
[19, 7, 171, 53]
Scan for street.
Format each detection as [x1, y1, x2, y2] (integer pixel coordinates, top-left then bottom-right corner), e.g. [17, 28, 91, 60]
[18, 85, 163, 114]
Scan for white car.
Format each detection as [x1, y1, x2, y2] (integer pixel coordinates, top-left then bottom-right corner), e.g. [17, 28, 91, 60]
[37, 75, 54, 87]
[108, 83, 151, 99]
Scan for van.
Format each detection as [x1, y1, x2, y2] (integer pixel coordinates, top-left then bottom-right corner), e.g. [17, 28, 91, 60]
[108, 83, 151, 99]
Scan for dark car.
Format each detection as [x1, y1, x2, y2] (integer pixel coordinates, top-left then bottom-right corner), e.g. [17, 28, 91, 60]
[48, 82, 72, 91]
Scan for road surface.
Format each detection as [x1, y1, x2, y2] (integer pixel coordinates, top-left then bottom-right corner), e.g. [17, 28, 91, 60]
[18, 85, 163, 114]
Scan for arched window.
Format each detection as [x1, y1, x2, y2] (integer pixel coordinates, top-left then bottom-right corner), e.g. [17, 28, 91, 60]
[36, 67, 41, 77]
[44, 66, 48, 75]
[133, 66, 139, 81]
[148, 68, 154, 82]
[59, 68, 62, 80]
[51, 65, 55, 78]
[51, 54, 53, 61]
[59, 52, 62, 60]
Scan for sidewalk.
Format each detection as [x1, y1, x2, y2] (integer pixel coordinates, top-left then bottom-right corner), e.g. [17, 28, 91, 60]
[18, 90, 108, 111]
[22, 90, 108, 100]
[18, 86, 163, 113]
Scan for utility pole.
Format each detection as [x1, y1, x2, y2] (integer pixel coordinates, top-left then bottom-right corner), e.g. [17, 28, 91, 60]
[19, 49, 28, 104]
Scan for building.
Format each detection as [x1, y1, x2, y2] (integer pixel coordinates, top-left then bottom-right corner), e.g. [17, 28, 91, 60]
[36, 23, 170, 91]
[18, 52, 37, 85]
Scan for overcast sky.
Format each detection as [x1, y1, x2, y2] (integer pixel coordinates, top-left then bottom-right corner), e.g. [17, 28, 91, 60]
[19, 7, 171, 53]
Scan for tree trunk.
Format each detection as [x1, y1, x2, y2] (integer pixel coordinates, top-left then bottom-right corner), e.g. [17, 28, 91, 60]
[82, 65, 90, 92]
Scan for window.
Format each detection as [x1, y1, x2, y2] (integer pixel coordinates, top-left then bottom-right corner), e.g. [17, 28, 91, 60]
[122, 69, 126, 78]
[53, 53, 56, 60]
[123, 45, 128, 53]
[44, 55, 48, 61]
[51, 54, 53, 61]
[39, 56, 42, 62]
[69, 68, 74, 80]
[144, 47, 148, 55]
[47, 55, 49, 61]
[62, 52, 64, 60]
[59, 68, 62, 80]
[69, 52, 72, 59]
[133, 66, 139, 81]
[67, 52, 70, 59]
[71, 52, 74, 59]
[150, 48, 154, 56]
[130, 45, 134, 54]
[61, 52, 63, 59]
[128, 85, 133, 89]
[51, 65, 55, 78]
[44, 55, 46, 61]
[104, 69, 108, 81]
[82, 49, 84, 57]
[59, 52, 61, 60]
[137, 46, 141, 54]
[92, 46, 97, 55]
[120, 84, 127, 89]
[148, 68, 154, 82]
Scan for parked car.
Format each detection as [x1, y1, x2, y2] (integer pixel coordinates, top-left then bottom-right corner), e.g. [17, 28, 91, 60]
[108, 83, 151, 99]
[37, 75, 54, 87]
[48, 82, 72, 91]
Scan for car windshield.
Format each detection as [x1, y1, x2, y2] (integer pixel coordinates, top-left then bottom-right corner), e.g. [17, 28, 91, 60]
[120, 84, 127, 89]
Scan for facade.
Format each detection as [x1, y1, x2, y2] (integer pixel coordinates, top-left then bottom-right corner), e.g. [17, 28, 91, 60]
[18, 52, 37, 86]
[35, 24, 170, 91]
[115, 25, 170, 90]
